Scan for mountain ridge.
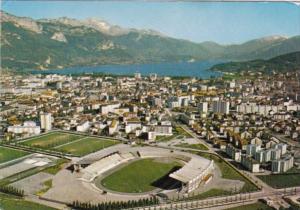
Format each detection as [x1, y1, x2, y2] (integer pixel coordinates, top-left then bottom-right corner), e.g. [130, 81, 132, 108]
[1, 11, 300, 72]
[210, 51, 300, 73]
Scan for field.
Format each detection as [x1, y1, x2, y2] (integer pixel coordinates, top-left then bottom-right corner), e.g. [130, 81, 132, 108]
[20, 132, 119, 156]
[175, 127, 192, 138]
[0, 147, 29, 164]
[175, 143, 209, 151]
[43, 159, 69, 175]
[21, 132, 82, 149]
[99, 158, 182, 193]
[156, 135, 177, 142]
[257, 173, 300, 188]
[0, 193, 57, 210]
[54, 137, 119, 156]
[225, 201, 273, 210]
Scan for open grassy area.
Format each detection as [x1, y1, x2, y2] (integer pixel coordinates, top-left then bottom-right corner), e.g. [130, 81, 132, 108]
[0, 193, 57, 210]
[225, 201, 273, 210]
[99, 158, 182, 193]
[257, 173, 300, 189]
[156, 135, 178, 142]
[21, 132, 82, 149]
[55, 137, 119, 156]
[175, 127, 192, 138]
[175, 143, 209, 151]
[43, 159, 69, 175]
[0, 147, 29, 164]
[196, 152, 258, 193]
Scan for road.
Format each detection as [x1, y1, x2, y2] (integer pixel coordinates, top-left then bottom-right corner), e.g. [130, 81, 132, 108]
[128, 187, 300, 210]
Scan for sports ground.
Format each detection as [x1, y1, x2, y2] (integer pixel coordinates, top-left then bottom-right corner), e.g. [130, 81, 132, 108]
[99, 158, 182, 193]
[0, 147, 29, 164]
[21, 132, 83, 149]
[20, 132, 119, 156]
[55, 137, 118, 156]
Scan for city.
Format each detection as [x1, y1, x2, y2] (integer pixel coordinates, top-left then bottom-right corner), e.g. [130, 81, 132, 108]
[0, 70, 299, 210]
[0, 1, 300, 210]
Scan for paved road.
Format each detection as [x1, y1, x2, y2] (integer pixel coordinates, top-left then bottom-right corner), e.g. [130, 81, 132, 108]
[128, 187, 300, 210]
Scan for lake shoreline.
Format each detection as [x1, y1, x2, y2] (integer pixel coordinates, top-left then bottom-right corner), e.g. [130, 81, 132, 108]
[30, 60, 224, 79]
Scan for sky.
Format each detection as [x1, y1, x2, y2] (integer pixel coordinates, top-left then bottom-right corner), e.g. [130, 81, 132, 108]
[1, 1, 300, 44]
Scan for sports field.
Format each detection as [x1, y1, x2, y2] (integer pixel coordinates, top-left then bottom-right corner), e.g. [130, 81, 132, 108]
[0, 147, 29, 164]
[55, 137, 119, 156]
[21, 132, 82, 149]
[99, 158, 182, 193]
[0, 193, 57, 210]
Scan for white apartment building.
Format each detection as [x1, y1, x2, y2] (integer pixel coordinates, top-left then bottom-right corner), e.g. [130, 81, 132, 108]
[255, 149, 271, 163]
[76, 121, 91, 132]
[226, 144, 241, 162]
[100, 103, 120, 115]
[8, 121, 41, 135]
[241, 154, 260, 173]
[198, 102, 208, 113]
[271, 156, 294, 173]
[270, 148, 282, 160]
[237, 103, 284, 116]
[212, 101, 230, 114]
[154, 125, 172, 136]
[274, 143, 287, 156]
[246, 144, 261, 157]
[40, 113, 52, 131]
[125, 122, 142, 134]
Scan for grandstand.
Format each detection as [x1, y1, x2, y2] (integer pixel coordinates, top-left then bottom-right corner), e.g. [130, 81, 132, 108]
[170, 157, 214, 193]
[79, 152, 135, 182]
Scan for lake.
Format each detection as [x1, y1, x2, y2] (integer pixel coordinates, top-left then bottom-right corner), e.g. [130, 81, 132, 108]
[34, 60, 223, 79]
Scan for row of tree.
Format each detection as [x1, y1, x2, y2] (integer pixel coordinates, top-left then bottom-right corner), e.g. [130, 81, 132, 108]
[71, 197, 159, 210]
[0, 185, 24, 197]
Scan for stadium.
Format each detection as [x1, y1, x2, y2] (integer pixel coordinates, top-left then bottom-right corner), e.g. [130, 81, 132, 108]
[41, 144, 215, 204]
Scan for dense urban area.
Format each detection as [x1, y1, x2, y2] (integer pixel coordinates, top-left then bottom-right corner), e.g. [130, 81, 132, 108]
[0, 70, 300, 210]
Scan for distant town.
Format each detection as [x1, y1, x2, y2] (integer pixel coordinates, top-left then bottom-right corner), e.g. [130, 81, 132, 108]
[0, 70, 300, 210]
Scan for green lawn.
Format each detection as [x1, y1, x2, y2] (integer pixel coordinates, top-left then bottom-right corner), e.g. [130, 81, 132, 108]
[99, 158, 182, 193]
[257, 173, 300, 189]
[225, 201, 273, 210]
[21, 132, 82, 149]
[197, 152, 258, 193]
[175, 127, 192, 138]
[43, 159, 69, 175]
[0, 147, 29, 164]
[55, 137, 119, 156]
[156, 135, 177, 142]
[175, 143, 209, 151]
[0, 193, 57, 210]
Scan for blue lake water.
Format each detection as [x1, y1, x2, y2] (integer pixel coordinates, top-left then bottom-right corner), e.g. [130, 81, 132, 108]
[34, 60, 223, 79]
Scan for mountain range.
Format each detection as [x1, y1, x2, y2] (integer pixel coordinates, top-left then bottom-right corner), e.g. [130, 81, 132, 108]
[1, 11, 300, 72]
[210, 51, 300, 73]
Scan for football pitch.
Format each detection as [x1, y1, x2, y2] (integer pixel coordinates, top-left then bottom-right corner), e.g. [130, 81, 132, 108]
[99, 158, 182, 193]
[21, 132, 82, 149]
[21, 132, 119, 156]
[0, 147, 29, 164]
[54, 137, 119, 156]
